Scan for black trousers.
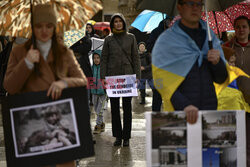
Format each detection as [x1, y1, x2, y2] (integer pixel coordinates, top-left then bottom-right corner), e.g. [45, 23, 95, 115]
[139, 79, 162, 111]
[110, 97, 132, 139]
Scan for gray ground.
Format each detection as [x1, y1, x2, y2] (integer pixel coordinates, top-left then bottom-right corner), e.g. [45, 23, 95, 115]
[0, 90, 154, 167]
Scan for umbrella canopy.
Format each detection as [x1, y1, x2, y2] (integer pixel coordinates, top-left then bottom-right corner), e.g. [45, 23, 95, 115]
[137, 0, 246, 17]
[131, 10, 167, 32]
[64, 29, 85, 48]
[0, 0, 103, 38]
[93, 22, 110, 31]
[170, 1, 249, 35]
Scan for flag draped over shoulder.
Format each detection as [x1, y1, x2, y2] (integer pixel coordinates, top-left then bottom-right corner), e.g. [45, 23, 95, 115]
[152, 19, 249, 111]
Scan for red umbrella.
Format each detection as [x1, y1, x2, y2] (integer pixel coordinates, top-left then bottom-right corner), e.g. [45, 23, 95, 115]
[170, 1, 250, 35]
[202, 1, 250, 35]
[94, 22, 110, 31]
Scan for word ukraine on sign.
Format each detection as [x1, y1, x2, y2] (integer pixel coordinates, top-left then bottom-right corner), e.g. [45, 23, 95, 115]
[105, 74, 138, 97]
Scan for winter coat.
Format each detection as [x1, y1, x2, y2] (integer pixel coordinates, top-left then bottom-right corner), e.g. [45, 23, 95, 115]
[152, 19, 228, 111]
[91, 50, 105, 95]
[171, 59, 228, 110]
[70, 36, 93, 78]
[146, 19, 168, 53]
[224, 38, 250, 104]
[100, 13, 141, 79]
[86, 23, 100, 38]
[139, 52, 152, 79]
[4, 43, 86, 94]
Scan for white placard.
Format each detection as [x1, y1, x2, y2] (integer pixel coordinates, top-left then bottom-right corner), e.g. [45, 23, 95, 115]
[105, 74, 138, 97]
[146, 110, 246, 167]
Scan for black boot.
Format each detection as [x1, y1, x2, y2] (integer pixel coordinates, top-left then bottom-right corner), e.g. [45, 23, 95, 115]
[113, 138, 122, 146]
[140, 97, 145, 104]
[123, 139, 130, 147]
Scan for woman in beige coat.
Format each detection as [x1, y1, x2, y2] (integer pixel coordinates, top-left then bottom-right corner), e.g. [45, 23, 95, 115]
[4, 4, 87, 167]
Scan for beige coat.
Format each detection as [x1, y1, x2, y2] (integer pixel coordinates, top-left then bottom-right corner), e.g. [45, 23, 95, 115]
[4, 43, 85, 167]
[4, 43, 86, 94]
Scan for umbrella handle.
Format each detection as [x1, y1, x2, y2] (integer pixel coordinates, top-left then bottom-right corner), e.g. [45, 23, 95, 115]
[205, 0, 213, 50]
[208, 41, 213, 50]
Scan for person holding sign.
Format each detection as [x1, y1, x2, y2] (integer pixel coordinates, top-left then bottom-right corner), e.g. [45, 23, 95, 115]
[3, 4, 87, 167]
[152, 0, 228, 124]
[100, 13, 141, 147]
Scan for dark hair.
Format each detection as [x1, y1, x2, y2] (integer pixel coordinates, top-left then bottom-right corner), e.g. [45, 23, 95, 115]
[25, 29, 67, 77]
[234, 16, 250, 28]
[234, 16, 250, 40]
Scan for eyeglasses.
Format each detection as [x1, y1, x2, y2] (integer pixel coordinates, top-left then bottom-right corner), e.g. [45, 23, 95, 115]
[180, 1, 204, 8]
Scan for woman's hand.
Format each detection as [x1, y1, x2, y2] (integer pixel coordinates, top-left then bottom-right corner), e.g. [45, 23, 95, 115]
[26, 45, 40, 63]
[47, 80, 68, 100]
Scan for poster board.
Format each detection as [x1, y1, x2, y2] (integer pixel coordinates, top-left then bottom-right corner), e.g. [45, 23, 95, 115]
[146, 110, 246, 167]
[105, 74, 138, 97]
[1, 87, 94, 167]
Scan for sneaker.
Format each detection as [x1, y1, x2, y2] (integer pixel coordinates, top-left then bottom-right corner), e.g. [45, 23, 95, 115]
[100, 122, 105, 132]
[93, 125, 102, 134]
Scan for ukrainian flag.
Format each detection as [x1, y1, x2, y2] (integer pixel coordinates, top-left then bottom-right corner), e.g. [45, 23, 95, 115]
[152, 20, 249, 111]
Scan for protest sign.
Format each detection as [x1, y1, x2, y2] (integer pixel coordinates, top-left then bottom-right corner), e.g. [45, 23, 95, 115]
[146, 110, 246, 167]
[1, 87, 94, 167]
[89, 37, 104, 66]
[105, 74, 138, 97]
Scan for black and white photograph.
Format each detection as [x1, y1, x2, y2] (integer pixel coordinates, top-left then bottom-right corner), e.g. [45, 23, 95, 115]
[158, 148, 187, 167]
[202, 111, 236, 148]
[153, 129, 187, 148]
[10, 99, 80, 157]
[202, 111, 236, 130]
[148, 112, 187, 167]
[152, 112, 186, 128]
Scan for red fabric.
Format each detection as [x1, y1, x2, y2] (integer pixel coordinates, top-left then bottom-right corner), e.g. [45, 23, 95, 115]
[94, 22, 110, 31]
[170, 1, 250, 34]
[237, 40, 250, 47]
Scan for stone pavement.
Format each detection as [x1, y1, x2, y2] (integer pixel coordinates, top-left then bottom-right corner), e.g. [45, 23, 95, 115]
[0, 91, 154, 167]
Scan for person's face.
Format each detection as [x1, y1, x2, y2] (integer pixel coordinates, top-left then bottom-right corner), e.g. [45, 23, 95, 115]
[177, 0, 203, 27]
[46, 113, 58, 125]
[139, 44, 146, 52]
[234, 19, 250, 42]
[93, 54, 100, 65]
[34, 22, 54, 42]
[86, 25, 93, 33]
[228, 55, 236, 66]
[113, 17, 124, 31]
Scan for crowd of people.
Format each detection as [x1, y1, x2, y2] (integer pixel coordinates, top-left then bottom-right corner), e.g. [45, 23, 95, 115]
[0, 0, 250, 166]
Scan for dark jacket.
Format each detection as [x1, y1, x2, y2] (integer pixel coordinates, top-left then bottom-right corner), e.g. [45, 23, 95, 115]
[171, 59, 228, 110]
[171, 22, 228, 110]
[86, 23, 100, 38]
[100, 13, 141, 79]
[146, 19, 168, 53]
[139, 52, 152, 79]
[70, 36, 93, 78]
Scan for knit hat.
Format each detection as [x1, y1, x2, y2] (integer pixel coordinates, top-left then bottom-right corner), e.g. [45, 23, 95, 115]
[33, 4, 57, 27]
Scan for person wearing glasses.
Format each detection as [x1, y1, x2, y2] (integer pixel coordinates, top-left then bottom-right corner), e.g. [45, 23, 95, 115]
[152, 0, 228, 124]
